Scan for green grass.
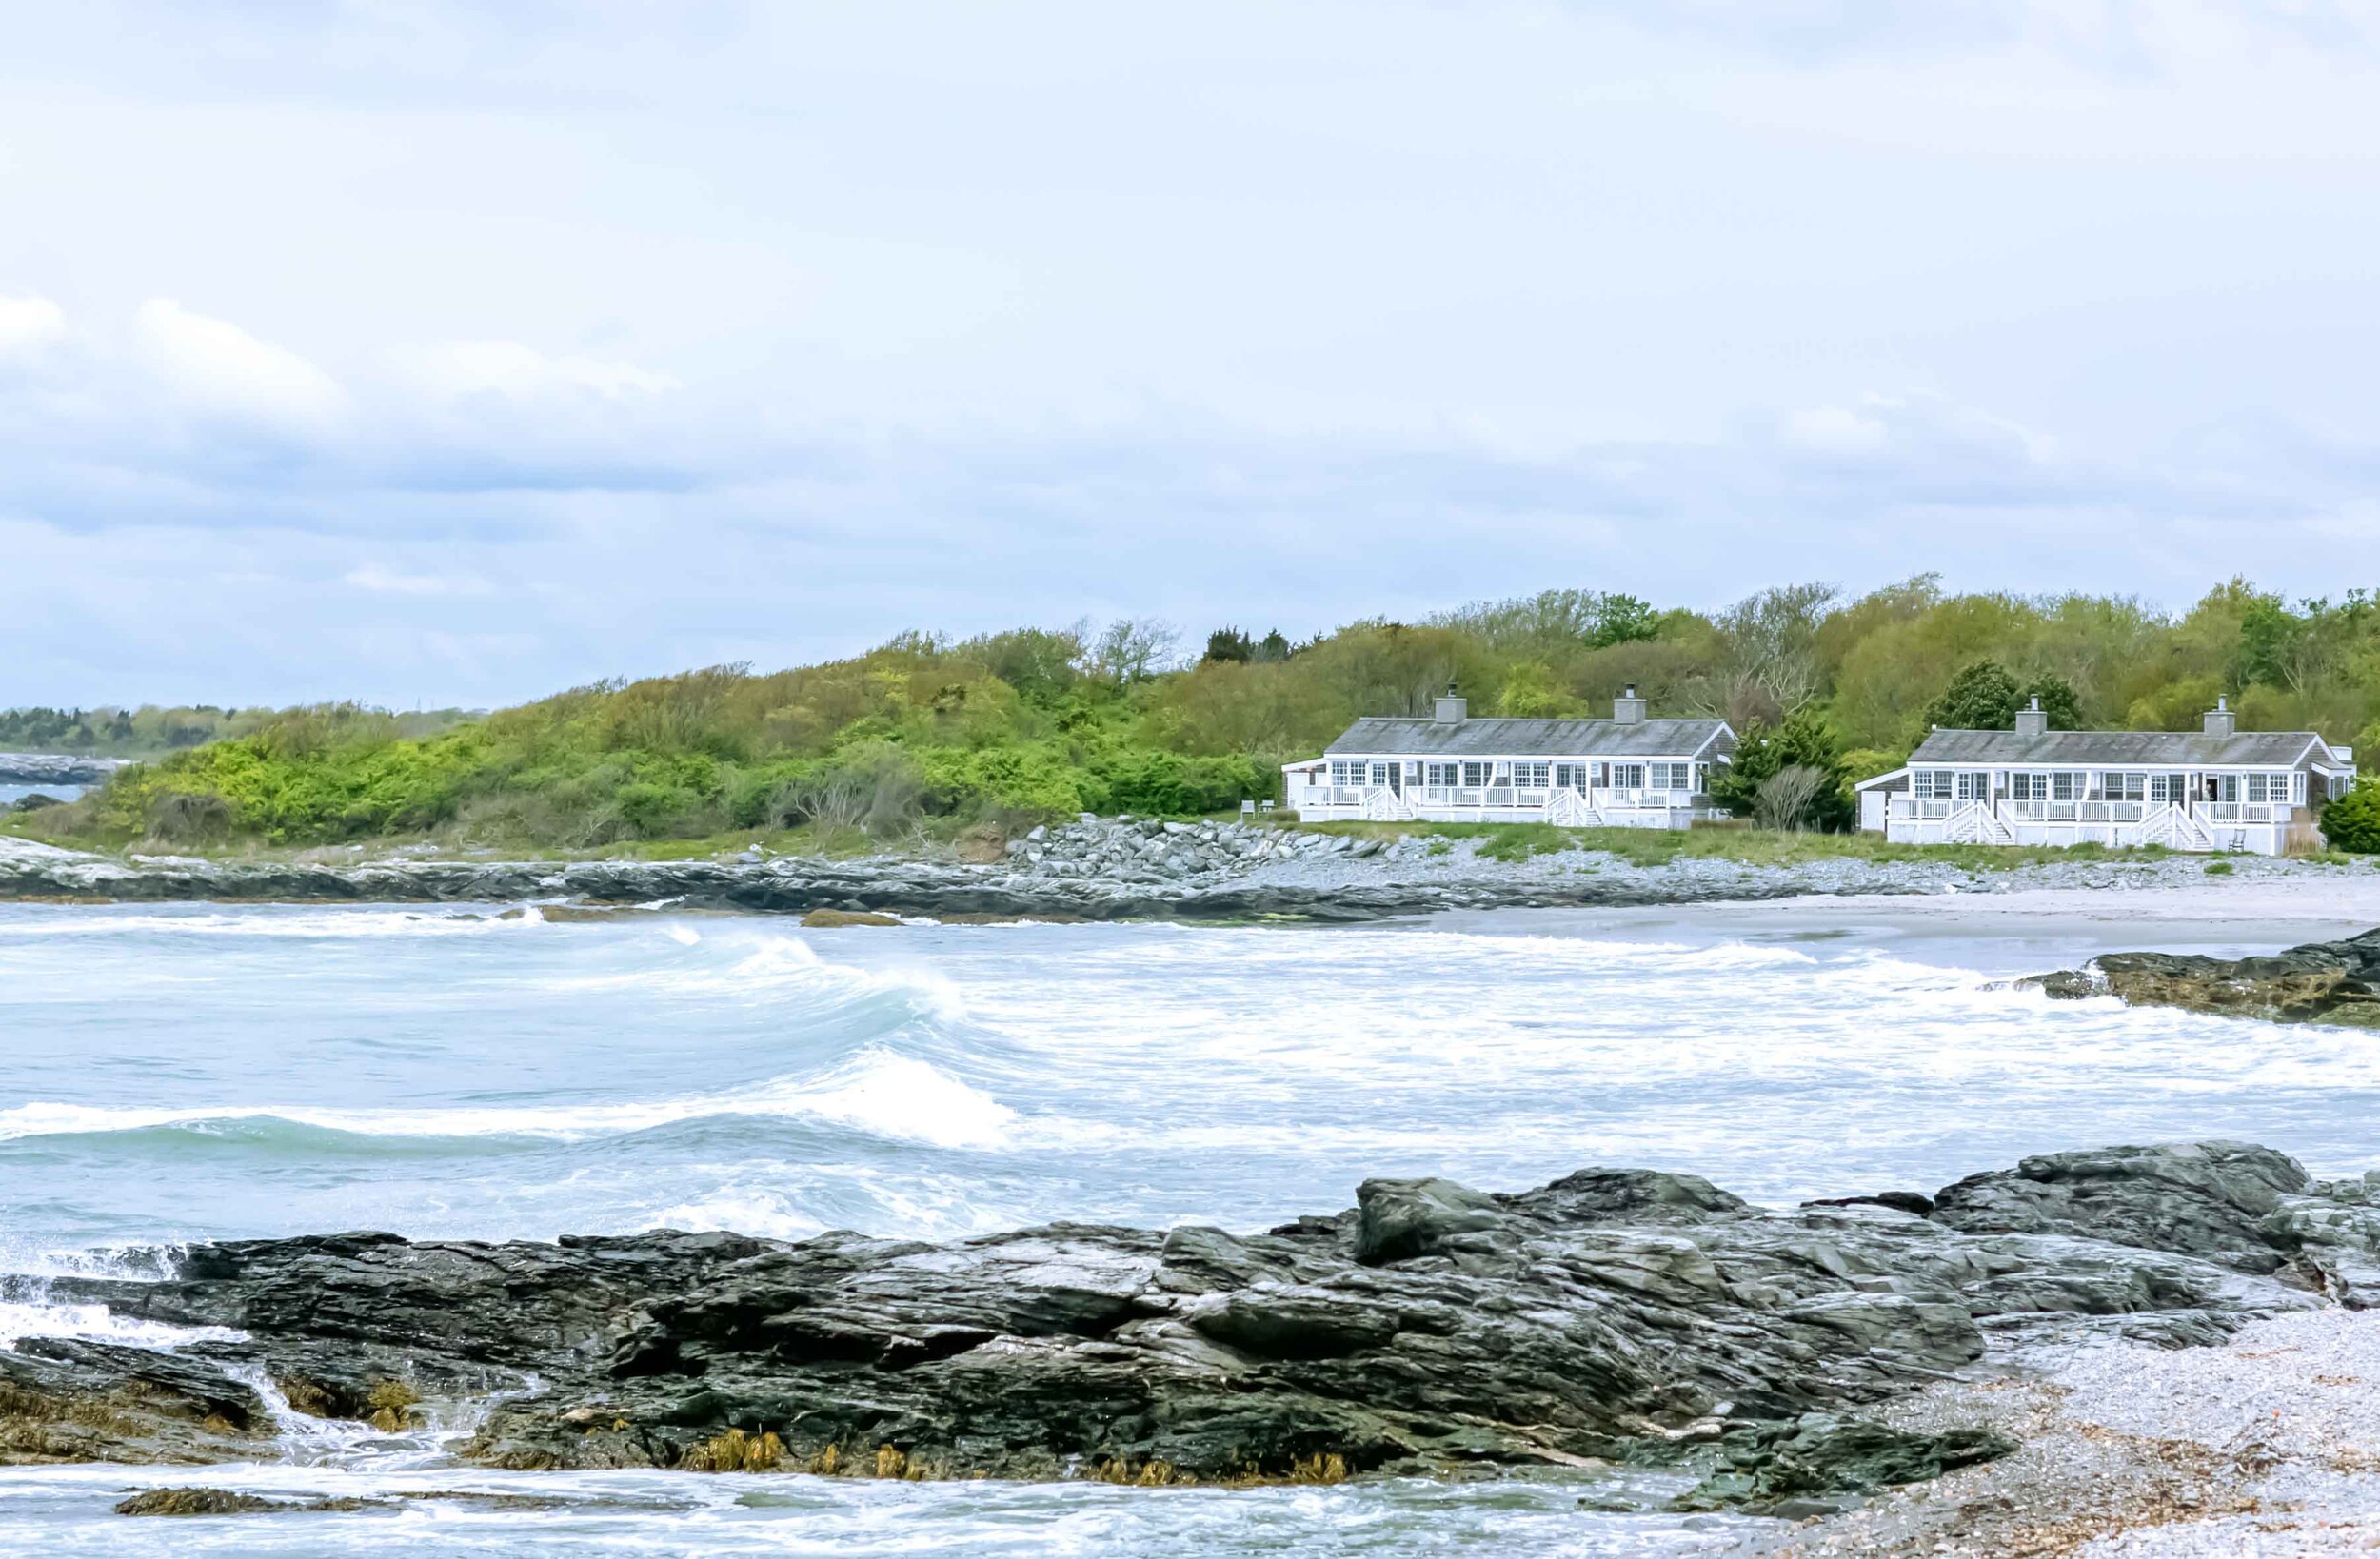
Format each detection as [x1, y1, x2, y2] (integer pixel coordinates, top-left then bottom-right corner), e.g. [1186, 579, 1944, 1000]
[1272, 818, 2182, 870]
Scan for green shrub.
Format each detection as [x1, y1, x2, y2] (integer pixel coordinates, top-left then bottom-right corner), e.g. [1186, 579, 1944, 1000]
[2322, 779, 2380, 854]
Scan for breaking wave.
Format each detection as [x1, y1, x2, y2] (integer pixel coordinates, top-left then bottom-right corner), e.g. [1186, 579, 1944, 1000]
[0, 1048, 1016, 1152]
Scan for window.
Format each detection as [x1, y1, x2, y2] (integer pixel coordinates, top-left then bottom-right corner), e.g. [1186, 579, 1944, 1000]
[2010, 773, 2046, 802]
[1649, 761, 1691, 790]
[1612, 762, 1647, 790]
[2101, 772, 2144, 801]
[1329, 760, 1359, 786]
[1553, 762, 1586, 789]
[2051, 772, 2078, 802]
[2215, 774, 2239, 802]
[1914, 769, 1952, 800]
[1460, 760, 1491, 788]
[2246, 773, 2271, 804]
[1424, 761, 1458, 787]
[1955, 771, 1991, 801]
[2295, 772, 2309, 804]
[2333, 773, 2351, 800]
[1369, 762, 1395, 786]
[1513, 761, 1550, 789]
[2150, 774, 2187, 805]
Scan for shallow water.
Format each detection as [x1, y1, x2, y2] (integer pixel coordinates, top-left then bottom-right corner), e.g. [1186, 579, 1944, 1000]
[0, 781, 84, 806]
[0, 900, 2369, 1552]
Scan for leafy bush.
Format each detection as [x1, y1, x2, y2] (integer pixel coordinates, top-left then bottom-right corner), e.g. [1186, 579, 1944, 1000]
[145, 790, 236, 846]
[1709, 712, 1854, 832]
[2322, 778, 2380, 854]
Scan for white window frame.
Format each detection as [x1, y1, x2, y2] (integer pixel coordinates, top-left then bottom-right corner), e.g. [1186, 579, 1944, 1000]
[1512, 760, 1550, 790]
[1460, 760, 1491, 788]
[1955, 771, 1991, 802]
[1611, 762, 1648, 790]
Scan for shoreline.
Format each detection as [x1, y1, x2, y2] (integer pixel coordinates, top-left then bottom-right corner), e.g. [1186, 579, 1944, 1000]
[7, 1138, 2379, 1557]
[6, 822, 2375, 924]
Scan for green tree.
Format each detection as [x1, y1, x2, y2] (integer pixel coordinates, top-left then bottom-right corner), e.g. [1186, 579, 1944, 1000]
[1203, 627, 1253, 663]
[1920, 661, 2080, 733]
[2323, 778, 2380, 854]
[1707, 711, 1854, 832]
[1496, 661, 1584, 717]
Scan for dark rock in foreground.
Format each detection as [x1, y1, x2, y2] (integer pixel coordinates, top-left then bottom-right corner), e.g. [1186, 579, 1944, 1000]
[2030, 928, 2380, 1026]
[12, 1142, 2380, 1490]
[1669, 1414, 2015, 1516]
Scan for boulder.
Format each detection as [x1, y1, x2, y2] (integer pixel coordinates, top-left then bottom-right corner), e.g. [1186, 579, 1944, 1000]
[1931, 1141, 2309, 1273]
[2027, 930, 2380, 1025]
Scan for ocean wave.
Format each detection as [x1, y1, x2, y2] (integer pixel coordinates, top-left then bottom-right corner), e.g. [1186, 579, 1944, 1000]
[0, 1288, 244, 1351]
[532, 927, 969, 1021]
[0, 906, 546, 939]
[0, 1048, 1017, 1153]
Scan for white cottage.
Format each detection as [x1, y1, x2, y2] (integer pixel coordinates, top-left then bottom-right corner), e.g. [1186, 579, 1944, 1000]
[1856, 697, 2356, 856]
[1282, 688, 1735, 827]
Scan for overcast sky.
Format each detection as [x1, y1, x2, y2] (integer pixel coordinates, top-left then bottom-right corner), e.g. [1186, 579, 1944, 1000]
[5, 2, 2380, 708]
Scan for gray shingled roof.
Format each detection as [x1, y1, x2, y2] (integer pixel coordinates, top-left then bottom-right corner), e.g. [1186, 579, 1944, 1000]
[1326, 716, 1733, 759]
[1908, 728, 2333, 767]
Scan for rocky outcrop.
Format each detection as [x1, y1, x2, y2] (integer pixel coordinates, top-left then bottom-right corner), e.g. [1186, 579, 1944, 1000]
[0, 835, 1820, 922]
[2030, 929, 2380, 1026]
[8, 1142, 2376, 1492]
[0, 754, 122, 786]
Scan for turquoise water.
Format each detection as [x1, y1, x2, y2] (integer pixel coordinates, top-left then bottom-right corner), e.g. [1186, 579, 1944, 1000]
[0, 782, 83, 806]
[0, 901, 2371, 1553]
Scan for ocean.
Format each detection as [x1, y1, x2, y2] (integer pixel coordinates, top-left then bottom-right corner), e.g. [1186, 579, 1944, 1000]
[0, 900, 2368, 1554]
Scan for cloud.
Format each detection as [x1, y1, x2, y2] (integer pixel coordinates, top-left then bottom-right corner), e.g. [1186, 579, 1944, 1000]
[1782, 404, 1890, 456]
[343, 563, 497, 598]
[132, 299, 347, 430]
[403, 341, 679, 403]
[0, 296, 69, 359]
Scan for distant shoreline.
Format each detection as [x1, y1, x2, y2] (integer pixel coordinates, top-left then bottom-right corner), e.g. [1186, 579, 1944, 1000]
[4, 822, 2371, 924]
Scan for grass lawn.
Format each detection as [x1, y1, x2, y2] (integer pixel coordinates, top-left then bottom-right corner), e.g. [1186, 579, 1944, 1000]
[1251, 816, 2194, 869]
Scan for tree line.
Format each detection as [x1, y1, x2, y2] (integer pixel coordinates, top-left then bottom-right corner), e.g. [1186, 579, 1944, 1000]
[9, 576, 2377, 850]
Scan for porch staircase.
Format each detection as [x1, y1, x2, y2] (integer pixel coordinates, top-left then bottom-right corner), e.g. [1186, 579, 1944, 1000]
[1943, 801, 2013, 845]
[1358, 786, 1413, 822]
[1544, 788, 1604, 827]
[2135, 804, 2214, 852]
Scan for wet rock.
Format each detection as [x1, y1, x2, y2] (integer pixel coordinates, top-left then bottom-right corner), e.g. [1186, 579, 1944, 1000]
[111, 1486, 377, 1516]
[15, 1141, 2369, 1489]
[115, 1487, 293, 1516]
[799, 909, 902, 928]
[2026, 929, 2380, 1025]
[1667, 1414, 2015, 1513]
[1931, 1141, 2310, 1274]
[0, 1338, 268, 1466]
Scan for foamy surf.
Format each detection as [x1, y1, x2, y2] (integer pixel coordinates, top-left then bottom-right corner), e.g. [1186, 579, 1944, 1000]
[0, 1049, 1016, 1152]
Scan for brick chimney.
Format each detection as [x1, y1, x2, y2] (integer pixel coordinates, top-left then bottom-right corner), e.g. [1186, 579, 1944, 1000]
[2204, 696, 2235, 738]
[2014, 696, 2048, 738]
[1613, 683, 1646, 725]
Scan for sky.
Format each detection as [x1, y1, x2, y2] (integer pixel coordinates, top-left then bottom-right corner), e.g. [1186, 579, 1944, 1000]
[5, 1, 2380, 709]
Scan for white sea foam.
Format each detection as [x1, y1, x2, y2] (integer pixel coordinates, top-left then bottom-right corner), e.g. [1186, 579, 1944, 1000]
[0, 1292, 243, 1351]
[0, 1049, 1017, 1151]
[0, 907, 542, 939]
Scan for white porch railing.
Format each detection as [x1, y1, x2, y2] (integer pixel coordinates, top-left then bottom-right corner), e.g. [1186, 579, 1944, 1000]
[1291, 781, 1695, 819]
[1887, 798, 2260, 852]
